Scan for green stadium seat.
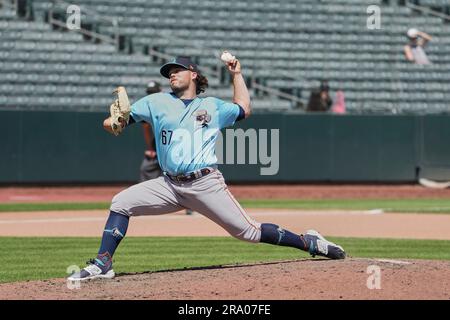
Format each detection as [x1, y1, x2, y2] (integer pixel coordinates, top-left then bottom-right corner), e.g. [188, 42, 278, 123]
[0, 0, 448, 113]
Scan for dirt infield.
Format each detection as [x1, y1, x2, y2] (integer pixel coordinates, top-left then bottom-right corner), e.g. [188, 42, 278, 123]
[2, 184, 450, 203]
[1, 208, 450, 299]
[1, 258, 449, 300]
[1, 209, 450, 239]
[1, 184, 450, 300]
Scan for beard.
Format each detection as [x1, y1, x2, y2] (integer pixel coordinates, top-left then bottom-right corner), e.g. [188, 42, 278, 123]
[170, 81, 189, 94]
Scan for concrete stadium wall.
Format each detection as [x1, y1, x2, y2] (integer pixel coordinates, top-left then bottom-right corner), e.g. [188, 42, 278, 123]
[2, 110, 449, 184]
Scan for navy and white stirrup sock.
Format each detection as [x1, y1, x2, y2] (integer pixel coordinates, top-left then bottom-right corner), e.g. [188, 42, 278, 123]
[260, 223, 308, 251]
[95, 211, 129, 270]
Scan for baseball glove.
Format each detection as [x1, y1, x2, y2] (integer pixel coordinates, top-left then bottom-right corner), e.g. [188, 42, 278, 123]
[110, 86, 131, 136]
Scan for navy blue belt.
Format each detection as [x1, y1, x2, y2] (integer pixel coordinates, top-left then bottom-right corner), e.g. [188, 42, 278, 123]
[165, 168, 214, 183]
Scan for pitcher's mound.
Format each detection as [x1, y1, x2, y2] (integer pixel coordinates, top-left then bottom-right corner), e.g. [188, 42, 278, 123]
[1, 258, 449, 300]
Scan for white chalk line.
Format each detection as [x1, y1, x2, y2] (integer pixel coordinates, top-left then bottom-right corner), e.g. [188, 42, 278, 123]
[375, 259, 412, 265]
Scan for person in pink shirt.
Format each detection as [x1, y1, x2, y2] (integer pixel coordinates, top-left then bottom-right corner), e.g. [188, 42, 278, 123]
[332, 89, 346, 114]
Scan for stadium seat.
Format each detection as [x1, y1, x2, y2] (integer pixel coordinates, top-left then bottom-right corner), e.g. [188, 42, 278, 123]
[0, 0, 448, 113]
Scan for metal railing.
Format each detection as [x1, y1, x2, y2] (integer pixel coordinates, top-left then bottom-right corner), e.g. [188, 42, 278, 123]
[48, 0, 120, 48]
[405, 0, 450, 22]
[148, 47, 303, 108]
[250, 81, 303, 106]
[1, 0, 304, 109]
[45, 0, 305, 109]
[148, 47, 221, 80]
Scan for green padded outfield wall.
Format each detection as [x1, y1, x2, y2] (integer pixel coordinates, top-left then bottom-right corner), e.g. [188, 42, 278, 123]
[219, 113, 418, 182]
[416, 115, 450, 181]
[2, 110, 448, 184]
[2, 111, 146, 183]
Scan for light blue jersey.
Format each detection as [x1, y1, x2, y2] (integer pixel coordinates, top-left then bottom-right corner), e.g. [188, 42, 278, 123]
[130, 92, 241, 175]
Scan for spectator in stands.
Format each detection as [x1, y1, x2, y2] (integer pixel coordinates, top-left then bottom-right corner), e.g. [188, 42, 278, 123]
[404, 28, 433, 65]
[140, 81, 193, 215]
[331, 89, 346, 114]
[306, 80, 333, 112]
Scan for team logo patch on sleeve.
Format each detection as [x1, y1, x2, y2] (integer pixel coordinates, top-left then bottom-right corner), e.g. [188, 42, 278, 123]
[193, 110, 211, 128]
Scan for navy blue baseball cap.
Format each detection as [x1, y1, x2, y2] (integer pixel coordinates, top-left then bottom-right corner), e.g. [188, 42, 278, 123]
[160, 56, 199, 79]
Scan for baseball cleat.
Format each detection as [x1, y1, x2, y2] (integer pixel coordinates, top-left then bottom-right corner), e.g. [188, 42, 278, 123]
[67, 259, 115, 281]
[303, 230, 346, 260]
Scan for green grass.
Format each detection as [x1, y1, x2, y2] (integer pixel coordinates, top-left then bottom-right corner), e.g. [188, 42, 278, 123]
[240, 199, 450, 213]
[1, 236, 449, 283]
[2, 199, 450, 213]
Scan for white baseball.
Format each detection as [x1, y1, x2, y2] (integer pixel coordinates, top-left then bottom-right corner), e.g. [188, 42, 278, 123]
[220, 51, 235, 63]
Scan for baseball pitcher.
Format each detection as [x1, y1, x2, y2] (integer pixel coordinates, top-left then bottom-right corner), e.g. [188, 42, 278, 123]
[68, 54, 345, 281]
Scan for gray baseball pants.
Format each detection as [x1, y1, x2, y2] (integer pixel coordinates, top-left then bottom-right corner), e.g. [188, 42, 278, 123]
[110, 169, 261, 242]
